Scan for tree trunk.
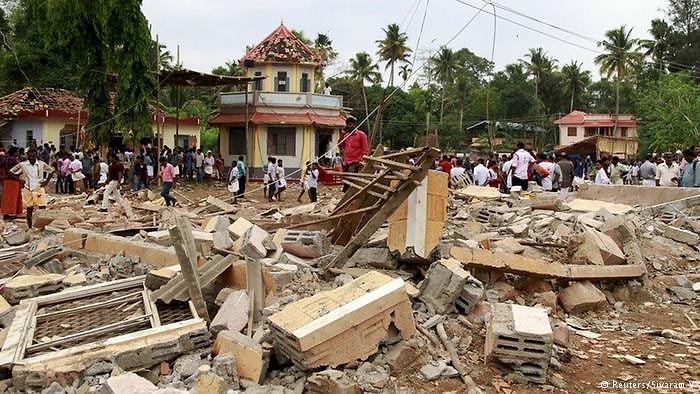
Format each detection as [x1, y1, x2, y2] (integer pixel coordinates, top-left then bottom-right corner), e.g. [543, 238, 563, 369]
[614, 75, 620, 135]
[459, 105, 464, 134]
[389, 62, 395, 87]
[362, 84, 369, 126]
[569, 85, 575, 113]
[440, 87, 445, 123]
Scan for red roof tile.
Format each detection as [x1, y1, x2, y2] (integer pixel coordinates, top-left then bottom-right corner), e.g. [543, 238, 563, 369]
[554, 111, 637, 127]
[241, 23, 323, 66]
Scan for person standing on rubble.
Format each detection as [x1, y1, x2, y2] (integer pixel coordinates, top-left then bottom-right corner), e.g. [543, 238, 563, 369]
[99, 155, 124, 212]
[608, 156, 629, 185]
[307, 162, 319, 203]
[680, 148, 699, 187]
[509, 142, 534, 191]
[158, 156, 178, 207]
[639, 154, 657, 187]
[236, 155, 247, 199]
[594, 160, 610, 184]
[266, 157, 277, 201]
[557, 153, 574, 192]
[0, 147, 22, 219]
[473, 158, 489, 186]
[228, 159, 240, 203]
[10, 149, 54, 228]
[297, 161, 311, 202]
[655, 153, 680, 187]
[339, 116, 369, 192]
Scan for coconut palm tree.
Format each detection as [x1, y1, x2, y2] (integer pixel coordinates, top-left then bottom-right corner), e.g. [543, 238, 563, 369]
[313, 33, 337, 63]
[520, 47, 557, 106]
[399, 64, 412, 83]
[560, 60, 591, 112]
[347, 52, 382, 121]
[451, 76, 470, 134]
[638, 19, 673, 72]
[432, 47, 459, 122]
[594, 25, 642, 127]
[376, 23, 411, 87]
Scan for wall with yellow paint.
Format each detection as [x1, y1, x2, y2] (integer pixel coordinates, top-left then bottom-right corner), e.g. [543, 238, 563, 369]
[156, 123, 201, 148]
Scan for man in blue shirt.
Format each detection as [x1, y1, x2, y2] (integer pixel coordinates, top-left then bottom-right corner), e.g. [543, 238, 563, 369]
[184, 148, 194, 182]
[680, 148, 699, 187]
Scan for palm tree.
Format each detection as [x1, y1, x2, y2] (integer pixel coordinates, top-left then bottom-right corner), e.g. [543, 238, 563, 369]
[431, 48, 459, 122]
[347, 52, 382, 121]
[560, 61, 591, 112]
[399, 64, 412, 83]
[376, 23, 412, 87]
[451, 76, 470, 134]
[595, 25, 642, 128]
[520, 47, 557, 107]
[313, 33, 337, 92]
[638, 19, 673, 72]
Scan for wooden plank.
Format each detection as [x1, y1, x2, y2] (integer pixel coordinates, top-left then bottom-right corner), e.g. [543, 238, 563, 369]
[325, 171, 406, 181]
[35, 291, 143, 320]
[246, 260, 264, 323]
[340, 180, 387, 200]
[143, 290, 161, 328]
[286, 205, 380, 230]
[169, 215, 210, 322]
[363, 155, 420, 171]
[343, 176, 396, 193]
[120, 199, 136, 220]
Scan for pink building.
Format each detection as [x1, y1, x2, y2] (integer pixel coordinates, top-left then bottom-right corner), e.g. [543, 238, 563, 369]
[554, 111, 638, 158]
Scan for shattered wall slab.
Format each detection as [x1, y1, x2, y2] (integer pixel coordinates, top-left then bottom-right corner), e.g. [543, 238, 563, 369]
[451, 247, 646, 281]
[577, 184, 700, 207]
[0, 277, 209, 390]
[63, 228, 178, 267]
[268, 271, 415, 370]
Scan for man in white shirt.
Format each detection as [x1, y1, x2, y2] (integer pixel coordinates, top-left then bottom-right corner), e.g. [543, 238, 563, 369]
[449, 159, 466, 179]
[10, 149, 54, 228]
[509, 142, 534, 191]
[536, 153, 556, 191]
[266, 157, 277, 201]
[501, 156, 513, 191]
[594, 160, 611, 184]
[656, 153, 680, 187]
[473, 159, 489, 186]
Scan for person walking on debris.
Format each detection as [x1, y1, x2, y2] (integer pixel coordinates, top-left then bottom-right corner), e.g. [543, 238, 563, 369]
[228, 159, 240, 203]
[509, 142, 535, 191]
[10, 149, 54, 228]
[339, 116, 368, 192]
[236, 155, 246, 199]
[265, 157, 277, 201]
[99, 155, 124, 212]
[557, 153, 574, 192]
[307, 162, 319, 203]
[594, 160, 610, 184]
[298, 161, 311, 202]
[0, 147, 22, 218]
[276, 159, 286, 201]
[639, 154, 657, 187]
[97, 155, 109, 188]
[158, 156, 178, 207]
[680, 148, 699, 187]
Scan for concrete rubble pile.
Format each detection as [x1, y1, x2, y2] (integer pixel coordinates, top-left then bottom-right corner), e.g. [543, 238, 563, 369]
[0, 172, 696, 393]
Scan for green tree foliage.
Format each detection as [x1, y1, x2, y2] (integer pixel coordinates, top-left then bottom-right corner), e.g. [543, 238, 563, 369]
[561, 61, 592, 112]
[520, 47, 557, 108]
[376, 23, 411, 87]
[347, 52, 382, 124]
[636, 72, 700, 154]
[595, 26, 642, 120]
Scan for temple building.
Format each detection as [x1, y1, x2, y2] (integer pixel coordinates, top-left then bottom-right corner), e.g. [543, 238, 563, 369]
[211, 23, 346, 178]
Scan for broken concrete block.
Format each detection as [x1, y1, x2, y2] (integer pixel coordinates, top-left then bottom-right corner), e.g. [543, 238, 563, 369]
[145, 266, 179, 290]
[99, 372, 157, 394]
[347, 247, 397, 269]
[212, 353, 240, 390]
[4, 274, 65, 303]
[455, 275, 484, 314]
[3, 230, 28, 246]
[485, 303, 553, 384]
[569, 228, 626, 266]
[239, 225, 270, 259]
[533, 291, 557, 312]
[386, 340, 419, 371]
[63, 273, 87, 287]
[506, 221, 529, 238]
[558, 281, 608, 313]
[600, 216, 636, 247]
[281, 230, 329, 259]
[658, 223, 700, 246]
[193, 373, 229, 394]
[212, 231, 234, 251]
[305, 369, 361, 394]
[228, 218, 254, 241]
[211, 290, 250, 334]
[419, 258, 468, 314]
[0, 296, 11, 314]
[64, 228, 178, 267]
[32, 209, 83, 230]
[453, 221, 483, 241]
[213, 330, 268, 384]
[552, 324, 570, 347]
[268, 271, 415, 370]
[493, 238, 525, 254]
[203, 216, 231, 233]
[276, 252, 314, 269]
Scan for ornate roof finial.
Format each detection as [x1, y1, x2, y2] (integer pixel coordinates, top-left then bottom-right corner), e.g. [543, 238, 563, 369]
[280, 19, 284, 26]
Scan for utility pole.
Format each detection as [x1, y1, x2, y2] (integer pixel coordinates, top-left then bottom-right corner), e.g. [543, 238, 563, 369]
[155, 34, 161, 157]
[175, 44, 180, 149]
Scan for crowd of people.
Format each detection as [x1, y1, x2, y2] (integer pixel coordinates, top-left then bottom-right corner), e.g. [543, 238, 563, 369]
[436, 142, 700, 192]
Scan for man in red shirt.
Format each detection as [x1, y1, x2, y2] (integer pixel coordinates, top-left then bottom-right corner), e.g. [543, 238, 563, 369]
[439, 155, 453, 173]
[339, 116, 369, 191]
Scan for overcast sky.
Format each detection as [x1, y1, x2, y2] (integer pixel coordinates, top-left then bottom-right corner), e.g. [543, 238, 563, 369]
[142, 0, 665, 81]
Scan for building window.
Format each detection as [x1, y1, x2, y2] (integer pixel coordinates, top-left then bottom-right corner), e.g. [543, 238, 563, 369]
[567, 127, 577, 137]
[584, 128, 595, 137]
[228, 127, 247, 156]
[275, 71, 289, 92]
[25, 130, 33, 147]
[253, 71, 262, 91]
[300, 73, 310, 93]
[620, 127, 627, 137]
[267, 127, 295, 156]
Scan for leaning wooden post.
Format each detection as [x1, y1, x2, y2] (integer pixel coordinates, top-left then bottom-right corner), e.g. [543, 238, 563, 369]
[246, 258, 264, 324]
[169, 213, 210, 322]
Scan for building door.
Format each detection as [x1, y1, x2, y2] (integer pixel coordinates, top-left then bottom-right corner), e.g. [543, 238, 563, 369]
[60, 128, 78, 151]
[316, 128, 333, 166]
